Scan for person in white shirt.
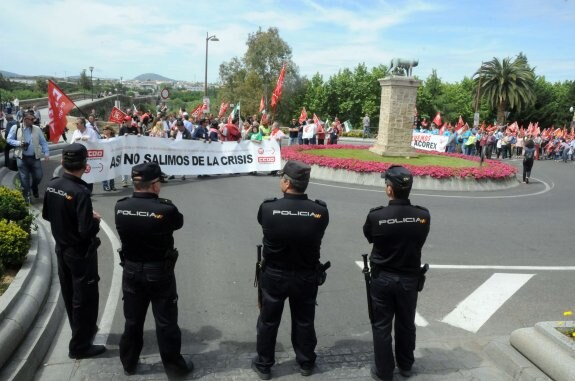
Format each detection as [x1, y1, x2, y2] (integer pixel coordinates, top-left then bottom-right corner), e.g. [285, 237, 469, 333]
[71, 117, 100, 143]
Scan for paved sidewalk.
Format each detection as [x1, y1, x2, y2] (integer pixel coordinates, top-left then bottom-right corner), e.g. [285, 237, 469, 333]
[35, 323, 537, 381]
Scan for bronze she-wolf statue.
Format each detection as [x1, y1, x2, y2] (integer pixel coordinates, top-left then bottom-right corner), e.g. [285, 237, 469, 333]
[389, 58, 419, 77]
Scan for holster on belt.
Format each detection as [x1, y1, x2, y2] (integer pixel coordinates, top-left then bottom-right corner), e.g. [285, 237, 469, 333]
[164, 248, 179, 271]
[86, 236, 101, 258]
[316, 261, 331, 286]
[417, 263, 429, 292]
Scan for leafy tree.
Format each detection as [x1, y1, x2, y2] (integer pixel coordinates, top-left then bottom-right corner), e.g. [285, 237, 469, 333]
[79, 69, 91, 90]
[218, 27, 300, 122]
[35, 78, 48, 93]
[473, 55, 536, 124]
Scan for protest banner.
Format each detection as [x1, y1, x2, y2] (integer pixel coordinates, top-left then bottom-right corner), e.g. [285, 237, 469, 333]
[411, 132, 448, 152]
[78, 136, 282, 183]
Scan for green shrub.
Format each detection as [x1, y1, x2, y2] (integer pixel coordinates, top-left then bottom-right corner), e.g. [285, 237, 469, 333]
[0, 186, 34, 233]
[0, 220, 30, 267]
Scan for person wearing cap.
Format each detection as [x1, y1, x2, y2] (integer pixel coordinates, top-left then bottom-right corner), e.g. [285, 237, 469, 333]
[114, 162, 192, 377]
[7, 109, 50, 202]
[252, 160, 330, 380]
[42, 143, 105, 359]
[363, 165, 430, 381]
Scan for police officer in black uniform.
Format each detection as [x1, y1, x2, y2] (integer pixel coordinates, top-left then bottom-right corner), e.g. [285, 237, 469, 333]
[114, 162, 192, 377]
[42, 143, 105, 359]
[252, 160, 330, 380]
[363, 165, 430, 381]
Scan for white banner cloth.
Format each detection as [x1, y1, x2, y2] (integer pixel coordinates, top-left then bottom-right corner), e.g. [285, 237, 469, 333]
[411, 132, 448, 152]
[78, 136, 281, 182]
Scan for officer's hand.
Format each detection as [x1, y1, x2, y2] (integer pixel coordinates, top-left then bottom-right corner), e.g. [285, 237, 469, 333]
[93, 211, 101, 220]
[81, 136, 89, 141]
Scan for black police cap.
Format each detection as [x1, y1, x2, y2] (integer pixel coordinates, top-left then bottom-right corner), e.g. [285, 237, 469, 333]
[279, 160, 311, 182]
[382, 165, 413, 189]
[131, 162, 163, 182]
[62, 143, 87, 164]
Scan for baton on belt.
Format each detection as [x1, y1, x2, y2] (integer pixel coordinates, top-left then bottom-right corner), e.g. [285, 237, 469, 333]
[254, 244, 264, 309]
[361, 254, 374, 323]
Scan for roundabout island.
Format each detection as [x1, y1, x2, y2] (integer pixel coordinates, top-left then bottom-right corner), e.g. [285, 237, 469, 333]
[281, 144, 520, 192]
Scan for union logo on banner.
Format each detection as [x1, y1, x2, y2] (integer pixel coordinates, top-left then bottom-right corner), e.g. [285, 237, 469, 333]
[109, 106, 127, 124]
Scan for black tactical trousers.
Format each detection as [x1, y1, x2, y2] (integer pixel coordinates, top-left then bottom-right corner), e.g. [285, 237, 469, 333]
[55, 245, 100, 355]
[370, 270, 419, 380]
[119, 260, 183, 371]
[254, 266, 318, 370]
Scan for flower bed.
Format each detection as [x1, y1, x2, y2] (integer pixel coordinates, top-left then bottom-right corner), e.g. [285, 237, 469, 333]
[281, 144, 517, 180]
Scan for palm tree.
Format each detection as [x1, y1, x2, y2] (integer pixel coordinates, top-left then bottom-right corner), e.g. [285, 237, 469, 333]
[473, 56, 536, 124]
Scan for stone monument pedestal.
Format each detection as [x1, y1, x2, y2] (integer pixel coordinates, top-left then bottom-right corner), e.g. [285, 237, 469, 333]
[369, 77, 421, 157]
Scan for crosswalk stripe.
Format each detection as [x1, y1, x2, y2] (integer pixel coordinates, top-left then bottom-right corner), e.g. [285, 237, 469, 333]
[354, 261, 429, 327]
[441, 273, 534, 333]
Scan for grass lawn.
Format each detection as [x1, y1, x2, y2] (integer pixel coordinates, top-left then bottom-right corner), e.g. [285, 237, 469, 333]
[306, 149, 479, 168]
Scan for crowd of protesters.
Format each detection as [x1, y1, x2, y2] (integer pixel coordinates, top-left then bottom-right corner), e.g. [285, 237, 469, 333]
[414, 119, 575, 163]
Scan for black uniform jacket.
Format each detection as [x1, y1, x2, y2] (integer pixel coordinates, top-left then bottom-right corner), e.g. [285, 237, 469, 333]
[258, 193, 329, 270]
[115, 192, 183, 262]
[42, 173, 99, 248]
[363, 199, 430, 276]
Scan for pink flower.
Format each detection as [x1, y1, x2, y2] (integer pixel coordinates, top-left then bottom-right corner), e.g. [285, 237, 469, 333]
[281, 145, 517, 180]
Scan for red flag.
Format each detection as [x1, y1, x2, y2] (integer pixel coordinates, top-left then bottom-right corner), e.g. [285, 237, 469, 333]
[270, 63, 287, 110]
[47, 80, 75, 143]
[108, 106, 127, 124]
[433, 112, 442, 127]
[313, 113, 320, 126]
[456, 115, 463, 129]
[259, 96, 265, 114]
[218, 102, 229, 119]
[299, 107, 308, 124]
[438, 125, 446, 135]
[190, 103, 204, 118]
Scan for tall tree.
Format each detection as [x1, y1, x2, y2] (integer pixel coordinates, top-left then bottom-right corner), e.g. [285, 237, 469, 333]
[79, 69, 91, 90]
[473, 55, 536, 124]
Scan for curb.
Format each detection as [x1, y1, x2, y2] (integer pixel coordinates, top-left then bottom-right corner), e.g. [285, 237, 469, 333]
[302, 162, 519, 191]
[510, 321, 575, 381]
[0, 221, 64, 381]
[483, 336, 551, 381]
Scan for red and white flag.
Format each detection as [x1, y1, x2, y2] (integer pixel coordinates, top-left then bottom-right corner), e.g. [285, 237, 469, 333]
[108, 106, 127, 124]
[298, 107, 307, 124]
[190, 103, 204, 118]
[456, 115, 463, 129]
[218, 102, 229, 119]
[270, 63, 287, 110]
[47, 80, 75, 143]
[259, 96, 265, 114]
[433, 112, 443, 127]
[313, 113, 321, 126]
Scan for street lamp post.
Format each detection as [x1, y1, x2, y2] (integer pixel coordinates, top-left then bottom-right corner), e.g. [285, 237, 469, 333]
[89, 66, 94, 101]
[204, 32, 219, 97]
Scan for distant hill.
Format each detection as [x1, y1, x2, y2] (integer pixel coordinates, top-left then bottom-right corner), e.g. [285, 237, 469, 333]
[133, 73, 175, 81]
[0, 70, 22, 78]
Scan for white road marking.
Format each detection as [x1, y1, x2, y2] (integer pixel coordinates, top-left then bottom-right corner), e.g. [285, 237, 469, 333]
[430, 264, 575, 271]
[310, 176, 553, 199]
[441, 273, 534, 333]
[354, 261, 429, 327]
[93, 218, 123, 345]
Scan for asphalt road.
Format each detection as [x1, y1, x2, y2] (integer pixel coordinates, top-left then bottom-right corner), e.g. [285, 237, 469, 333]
[33, 155, 573, 379]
